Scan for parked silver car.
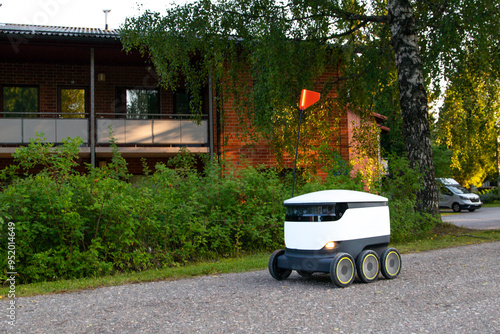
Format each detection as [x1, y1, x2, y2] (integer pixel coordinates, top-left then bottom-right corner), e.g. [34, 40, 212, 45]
[437, 178, 482, 212]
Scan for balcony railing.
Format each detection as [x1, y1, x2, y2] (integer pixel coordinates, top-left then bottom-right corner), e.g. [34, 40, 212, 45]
[0, 112, 89, 144]
[0, 112, 209, 146]
[96, 113, 208, 145]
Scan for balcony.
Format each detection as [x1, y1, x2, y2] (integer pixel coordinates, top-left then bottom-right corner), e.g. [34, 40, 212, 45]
[0, 117, 88, 144]
[0, 112, 209, 158]
[96, 117, 207, 145]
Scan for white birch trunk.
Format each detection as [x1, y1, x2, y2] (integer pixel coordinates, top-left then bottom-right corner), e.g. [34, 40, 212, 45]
[388, 0, 439, 215]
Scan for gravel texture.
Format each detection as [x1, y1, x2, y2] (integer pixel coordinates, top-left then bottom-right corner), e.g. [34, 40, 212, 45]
[1, 242, 499, 334]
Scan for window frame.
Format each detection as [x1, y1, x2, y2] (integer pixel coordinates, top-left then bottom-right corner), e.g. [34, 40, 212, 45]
[57, 86, 89, 119]
[1, 84, 40, 118]
[173, 85, 210, 116]
[174, 88, 191, 115]
[115, 87, 161, 119]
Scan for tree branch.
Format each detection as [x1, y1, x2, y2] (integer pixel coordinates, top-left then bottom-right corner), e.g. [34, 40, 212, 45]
[331, 11, 391, 24]
[222, 5, 391, 25]
[419, 0, 450, 29]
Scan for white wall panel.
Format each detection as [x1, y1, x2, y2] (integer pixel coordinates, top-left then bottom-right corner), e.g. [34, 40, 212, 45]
[180, 120, 207, 144]
[56, 119, 88, 143]
[153, 120, 181, 144]
[125, 120, 153, 144]
[24, 119, 55, 143]
[97, 119, 126, 143]
[0, 119, 23, 143]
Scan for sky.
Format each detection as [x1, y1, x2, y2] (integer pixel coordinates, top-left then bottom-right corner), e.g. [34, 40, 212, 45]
[0, 0, 190, 29]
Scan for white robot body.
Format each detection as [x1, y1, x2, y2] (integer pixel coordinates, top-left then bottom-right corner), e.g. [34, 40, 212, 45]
[269, 190, 401, 287]
[284, 190, 390, 250]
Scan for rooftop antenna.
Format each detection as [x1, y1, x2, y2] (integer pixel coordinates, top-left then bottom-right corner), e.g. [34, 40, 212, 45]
[291, 89, 321, 197]
[103, 9, 111, 30]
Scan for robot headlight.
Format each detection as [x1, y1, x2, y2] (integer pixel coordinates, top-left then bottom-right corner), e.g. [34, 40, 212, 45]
[324, 241, 336, 249]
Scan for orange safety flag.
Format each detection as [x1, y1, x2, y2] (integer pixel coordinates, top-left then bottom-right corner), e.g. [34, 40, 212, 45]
[299, 89, 320, 110]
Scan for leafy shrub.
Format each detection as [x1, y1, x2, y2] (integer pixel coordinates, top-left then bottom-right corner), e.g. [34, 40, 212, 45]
[388, 198, 440, 242]
[477, 188, 499, 204]
[0, 137, 288, 283]
[298, 153, 365, 194]
[381, 155, 438, 242]
[381, 154, 421, 203]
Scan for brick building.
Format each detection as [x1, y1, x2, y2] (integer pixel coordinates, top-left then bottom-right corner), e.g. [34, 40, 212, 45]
[0, 23, 387, 175]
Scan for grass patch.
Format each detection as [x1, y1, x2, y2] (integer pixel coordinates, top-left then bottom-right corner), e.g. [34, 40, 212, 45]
[483, 200, 500, 208]
[439, 211, 460, 216]
[0, 254, 269, 299]
[393, 223, 500, 253]
[2, 224, 499, 298]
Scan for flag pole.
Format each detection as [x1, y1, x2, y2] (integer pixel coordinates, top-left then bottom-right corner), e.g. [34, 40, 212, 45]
[291, 107, 304, 197]
[291, 89, 320, 197]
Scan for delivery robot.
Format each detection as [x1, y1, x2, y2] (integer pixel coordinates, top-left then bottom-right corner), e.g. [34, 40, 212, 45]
[268, 190, 401, 287]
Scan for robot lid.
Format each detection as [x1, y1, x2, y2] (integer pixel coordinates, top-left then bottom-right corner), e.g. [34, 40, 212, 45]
[283, 189, 388, 206]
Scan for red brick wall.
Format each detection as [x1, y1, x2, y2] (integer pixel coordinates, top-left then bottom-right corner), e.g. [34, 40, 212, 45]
[0, 62, 173, 117]
[1, 63, 90, 114]
[93, 65, 173, 116]
[214, 63, 355, 178]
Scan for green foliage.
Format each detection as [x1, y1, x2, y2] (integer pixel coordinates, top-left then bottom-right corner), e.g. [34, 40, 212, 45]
[0, 139, 288, 283]
[387, 198, 440, 243]
[382, 154, 421, 203]
[351, 118, 383, 192]
[416, 0, 500, 94]
[427, 0, 500, 189]
[1, 140, 435, 283]
[477, 188, 499, 204]
[432, 144, 453, 178]
[120, 0, 500, 217]
[436, 70, 500, 188]
[120, 0, 500, 151]
[381, 155, 438, 242]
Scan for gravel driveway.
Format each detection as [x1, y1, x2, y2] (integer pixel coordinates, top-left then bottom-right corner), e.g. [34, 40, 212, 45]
[2, 242, 499, 334]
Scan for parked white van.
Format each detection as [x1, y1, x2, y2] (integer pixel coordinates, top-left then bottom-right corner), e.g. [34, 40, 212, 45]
[437, 178, 482, 212]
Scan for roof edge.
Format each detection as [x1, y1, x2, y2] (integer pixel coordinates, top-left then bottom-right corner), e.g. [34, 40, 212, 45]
[0, 23, 120, 39]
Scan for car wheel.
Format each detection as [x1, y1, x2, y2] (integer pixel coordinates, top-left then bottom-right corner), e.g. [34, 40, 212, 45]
[452, 203, 461, 212]
[268, 249, 291, 280]
[356, 250, 380, 283]
[381, 248, 402, 279]
[330, 253, 355, 288]
[297, 270, 314, 278]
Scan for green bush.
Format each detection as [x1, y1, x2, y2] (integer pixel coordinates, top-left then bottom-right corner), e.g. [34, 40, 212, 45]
[0, 137, 288, 283]
[387, 198, 439, 242]
[0, 138, 437, 283]
[477, 188, 499, 204]
[381, 155, 438, 242]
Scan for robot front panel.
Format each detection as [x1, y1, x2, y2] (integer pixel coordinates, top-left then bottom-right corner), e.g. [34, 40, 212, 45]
[284, 205, 390, 250]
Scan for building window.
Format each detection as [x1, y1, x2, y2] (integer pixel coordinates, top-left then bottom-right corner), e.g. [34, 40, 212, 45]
[174, 86, 209, 115]
[2, 85, 39, 118]
[174, 89, 191, 115]
[59, 87, 87, 118]
[115, 88, 159, 119]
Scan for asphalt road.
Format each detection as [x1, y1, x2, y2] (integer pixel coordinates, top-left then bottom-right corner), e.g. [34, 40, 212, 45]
[441, 207, 500, 230]
[1, 242, 499, 334]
